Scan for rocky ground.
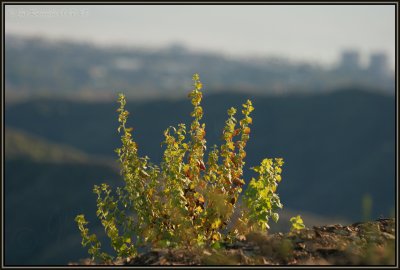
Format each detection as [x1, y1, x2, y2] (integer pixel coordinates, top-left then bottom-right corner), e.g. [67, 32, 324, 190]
[70, 218, 396, 266]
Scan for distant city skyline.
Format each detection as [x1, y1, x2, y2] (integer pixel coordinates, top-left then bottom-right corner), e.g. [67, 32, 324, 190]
[4, 4, 396, 69]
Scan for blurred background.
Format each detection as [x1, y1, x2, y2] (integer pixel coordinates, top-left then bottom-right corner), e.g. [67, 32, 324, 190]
[4, 4, 395, 265]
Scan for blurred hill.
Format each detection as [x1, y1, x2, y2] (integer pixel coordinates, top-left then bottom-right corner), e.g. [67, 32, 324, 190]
[5, 127, 116, 167]
[5, 89, 395, 221]
[4, 128, 121, 264]
[5, 34, 395, 102]
[6, 127, 89, 163]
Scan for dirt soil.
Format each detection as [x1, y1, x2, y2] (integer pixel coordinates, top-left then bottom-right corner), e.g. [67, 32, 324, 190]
[70, 218, 396, 266]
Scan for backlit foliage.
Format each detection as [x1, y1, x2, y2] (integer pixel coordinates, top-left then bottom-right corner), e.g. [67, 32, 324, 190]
[75, 74, 291, 262]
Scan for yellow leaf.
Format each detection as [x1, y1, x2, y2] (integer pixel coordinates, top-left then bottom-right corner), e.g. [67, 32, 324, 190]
[198, 195, 205, 204]
[196, 82, 203, 90]
[227, 142, 235, 150]
[211, 218, 222, 229]
[192, 73, 200, 81]
[212, 233, 220, 241]
[183, 164, 190, 173]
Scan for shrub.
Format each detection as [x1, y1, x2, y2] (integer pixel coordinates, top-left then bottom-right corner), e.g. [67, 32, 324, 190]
[75, 74, 288, 262]
[289, 215, 305, 232]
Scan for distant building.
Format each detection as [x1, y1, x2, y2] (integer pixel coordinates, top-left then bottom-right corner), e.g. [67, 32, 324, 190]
[368, 52, 389, 77]
[339, 50, 361, 71]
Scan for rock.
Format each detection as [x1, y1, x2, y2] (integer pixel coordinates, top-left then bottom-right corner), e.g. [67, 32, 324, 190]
[297, 243, 306, 250]
[381, 232, 395, 240]
[69, 218, 395, 266]
[333, 228, 350, 236]
[203, 250, 212, 256]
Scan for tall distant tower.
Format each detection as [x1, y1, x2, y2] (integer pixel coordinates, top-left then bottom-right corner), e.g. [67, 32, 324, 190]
[368, 52, 389, 77]
[339, 50, 361, 71]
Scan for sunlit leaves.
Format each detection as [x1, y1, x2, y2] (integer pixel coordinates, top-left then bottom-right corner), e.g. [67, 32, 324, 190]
[74, 215, 113, 262]
[290, 215, 306, 231]
[243, 127, 251, 135]
[211, 218, 222, 229]
[243, 158, 284, 232]
[75, 73, 293, 263]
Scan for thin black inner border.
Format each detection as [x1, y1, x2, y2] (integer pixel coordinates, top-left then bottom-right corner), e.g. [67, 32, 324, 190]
[1, 1, 398, 268]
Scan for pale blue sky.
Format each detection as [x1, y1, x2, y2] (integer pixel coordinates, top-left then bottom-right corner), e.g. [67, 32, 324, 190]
[5, 4, 396, 68]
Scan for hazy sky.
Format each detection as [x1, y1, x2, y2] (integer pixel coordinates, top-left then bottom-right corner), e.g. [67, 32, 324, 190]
[5, 4, 396, 68]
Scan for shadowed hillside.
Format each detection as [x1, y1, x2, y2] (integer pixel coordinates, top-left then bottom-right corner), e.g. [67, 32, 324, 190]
[4, 130, 119, 265]
[5, 89, 395, 222]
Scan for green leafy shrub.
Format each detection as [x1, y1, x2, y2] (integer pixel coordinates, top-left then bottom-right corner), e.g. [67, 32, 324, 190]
[75, 74, 290, 262]
[289, 215, 305, 232]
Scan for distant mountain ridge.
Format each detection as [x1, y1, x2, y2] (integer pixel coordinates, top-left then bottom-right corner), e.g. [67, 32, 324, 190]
[5, 34, 394, 101]
[6, 127, 88, 163]
[5, 127, 118, 169]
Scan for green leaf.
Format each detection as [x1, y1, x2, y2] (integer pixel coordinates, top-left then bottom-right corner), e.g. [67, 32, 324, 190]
[211, 241, 222, 249]
[272, 212, 279, 223]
